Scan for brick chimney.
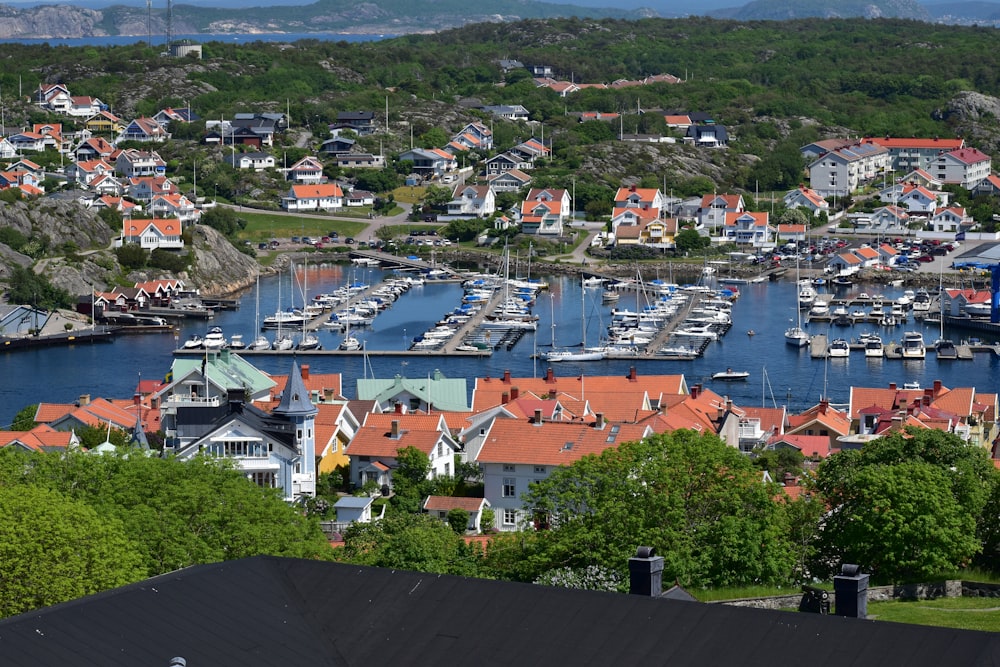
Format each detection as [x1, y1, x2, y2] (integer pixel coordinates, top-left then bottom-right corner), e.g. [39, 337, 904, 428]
[79, 394, 90, 406]
[301, 364, 310, 380]
[391, 420, 400, 438]
[545, 367, 555, 384]
[691, 385, 700, 399]
[501, 391, 510, 404]
[888, 382, 896, 391]
[627, 366, 637, 381]
[628, 546, 663, 597]
[133, 393, 141, 406]
[511, 386, 519, 400]
[820, 399, 829, 414]
[394, 401, 403, 414]
[503, 369, 511, 384]
[933, 379, 942, 394]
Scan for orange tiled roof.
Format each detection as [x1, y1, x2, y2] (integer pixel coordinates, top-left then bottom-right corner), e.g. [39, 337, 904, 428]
[424, 496, 487, 512]
[476, 419, 651, 465]
[34, 403, 77, 423]
[347, 425, 444, 458]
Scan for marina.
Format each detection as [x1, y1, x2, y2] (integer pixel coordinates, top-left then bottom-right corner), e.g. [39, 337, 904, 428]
[4, 265, 1000, 428]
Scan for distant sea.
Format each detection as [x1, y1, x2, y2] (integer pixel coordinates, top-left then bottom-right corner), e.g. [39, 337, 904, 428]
[0, 33, 397, 47]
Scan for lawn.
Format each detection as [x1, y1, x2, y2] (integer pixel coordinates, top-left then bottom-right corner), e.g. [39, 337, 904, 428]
[235, 211, 367, 242]
[868, 597, 1000, 633]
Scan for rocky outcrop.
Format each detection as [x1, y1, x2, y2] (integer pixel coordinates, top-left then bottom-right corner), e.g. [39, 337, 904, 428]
[940, 91, 1000, 154]
[184, 225, 261, 296]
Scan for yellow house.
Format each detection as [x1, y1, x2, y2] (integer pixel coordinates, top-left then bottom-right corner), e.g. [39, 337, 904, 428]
[85, 110, 125, 135]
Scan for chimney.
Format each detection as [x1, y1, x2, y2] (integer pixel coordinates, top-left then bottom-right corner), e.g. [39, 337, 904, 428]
[150, 395, 159, 411]
[503, 369, 511, 384]
[627, 366, 637, 381]
[888, 382, 896, 391]
[534, 409, 543, 425]
[691, 385, 700, 400]
[301, 364, 310, 380]
[545, 367, 555, 384]
[79, 393, 90, 406]
[511, 386, 519, 400]
[834, 564, 869, 619]
[594, 413, 605, 429]
[820, 399, 829, 414]
[501, 391, 510, 404]
[923, 394, 931, 406]
[933, 379, 942, 394]
[323, 388, 335, 401]
[133, 393, 141, 406]
[628, 546, 663, 597]
[391, 420, 400, 438]
[395, 401, 403, 414]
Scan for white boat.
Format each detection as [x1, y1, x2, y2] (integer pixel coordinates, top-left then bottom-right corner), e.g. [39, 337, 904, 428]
[966, 302, 992, 317]
[786, 259, 810, 347]
[273, 334, 295, 351]
[900, 331, 925, 359]
[912, 289, 931, 312]
[602, 290, 620, 303]
[712, 368, 749, 381]
[203, 326, 227, 350]
[582, 276, 605, 287]
[827, 338, 850, 358]
[809, 301, 830, 317]
[228, 334, 246, 350]
[544, 348, 607, 362]
[248, 335, 272, 350]
[182, 334, 203, 349]
[864, 334, 884, 358]
[297, 332, 322, 350]
[339, 336, 361, 351]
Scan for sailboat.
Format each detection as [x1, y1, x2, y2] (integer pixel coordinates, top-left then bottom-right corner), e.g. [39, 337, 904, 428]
[338, 271, 362, 351]
[273, 268, 294, 351]
[784, 258, 810, 347]
[544, 279, 606, 361]
[248, 272, 272, 350]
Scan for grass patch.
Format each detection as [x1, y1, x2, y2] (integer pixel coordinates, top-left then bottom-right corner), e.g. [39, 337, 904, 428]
[868, 598, 1000, 632]
[235, 211, 366, 241]
[392, 186, 427, 204]
[692, 584, 815, 602]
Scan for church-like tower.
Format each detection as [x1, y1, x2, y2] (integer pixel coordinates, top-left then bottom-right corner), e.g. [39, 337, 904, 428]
[272, 360, 318, 498]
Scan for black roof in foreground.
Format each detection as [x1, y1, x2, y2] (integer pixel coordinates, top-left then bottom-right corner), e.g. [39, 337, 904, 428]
[1, 556, 998, 666]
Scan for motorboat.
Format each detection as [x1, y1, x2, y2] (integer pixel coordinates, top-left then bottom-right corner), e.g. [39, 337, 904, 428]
[935, 339, 958, 359]
[809, 300, 830, 317]
[203, 326, 227, 350]
[828, 338, 851, 358]
[712, 368, 750, 381]
[785, 325, 809, 347]
[965, 302, 992, 317]
[900, 331, 925, 359]
[602, 290, 620, 303]
[262, 309, 310, 330]
[832, 276, 852, 287]
[228, 334, 246, 350]
[912, 289, 931, 312]
[864, 334, 884, 358]
[182, 334, 203, 349]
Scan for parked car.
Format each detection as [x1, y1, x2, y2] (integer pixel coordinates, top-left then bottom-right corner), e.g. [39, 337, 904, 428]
[329, 231, 339, 239]
[916, 255, 934, 263]
[291, 236, 300, 243]
[345, 237, 355, 244]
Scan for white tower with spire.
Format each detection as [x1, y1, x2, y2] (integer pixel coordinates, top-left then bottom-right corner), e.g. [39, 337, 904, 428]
[272, 360, 318, 498]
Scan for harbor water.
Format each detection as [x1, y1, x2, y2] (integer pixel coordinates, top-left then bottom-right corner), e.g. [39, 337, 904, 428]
[2, 263, 998, 428]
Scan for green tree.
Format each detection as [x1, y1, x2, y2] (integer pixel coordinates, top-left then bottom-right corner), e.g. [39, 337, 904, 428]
[0, 485, 146, 618]
[200, 207, 246, 237]
[674, 228, 710, 253]
[338, 512, 479, 575]
[115, 243, 148, 270]
[391, 446, 431, 513]
[521, 431, 795, 588]
[9, 404, 38, 430]
[813, 429, 993, 581]
[5, 266, 73, 310]
[75, 424, 131, 451]
[447, 507, 470, 534]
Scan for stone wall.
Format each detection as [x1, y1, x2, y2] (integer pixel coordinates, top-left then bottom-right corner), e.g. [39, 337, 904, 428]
[713, 580, 984, 610]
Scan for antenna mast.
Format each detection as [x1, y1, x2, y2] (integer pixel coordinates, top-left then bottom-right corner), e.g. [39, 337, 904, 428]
[146, 0, 152, 46]
[166, 0, 174, 50]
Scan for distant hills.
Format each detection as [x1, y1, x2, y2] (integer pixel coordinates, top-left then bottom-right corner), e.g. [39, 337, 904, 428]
[0, 0, 997, 39]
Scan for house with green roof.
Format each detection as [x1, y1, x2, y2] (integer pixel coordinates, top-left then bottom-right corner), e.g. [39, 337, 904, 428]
[155, 349, 277, 448]
[356, 370, 469, 413]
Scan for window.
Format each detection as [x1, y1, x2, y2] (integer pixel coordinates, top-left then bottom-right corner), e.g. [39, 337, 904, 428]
[503, 509, 517, 526]
[503, 478, 516, 497]
[502, 463, 515, 473]
[533, 466, 546, 475]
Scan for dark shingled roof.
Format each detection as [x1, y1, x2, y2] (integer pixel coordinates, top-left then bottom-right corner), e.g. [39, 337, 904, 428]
[2, 557, 999, 666]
